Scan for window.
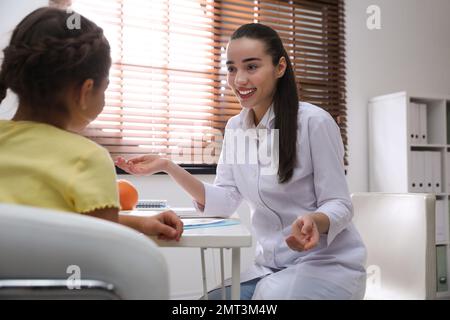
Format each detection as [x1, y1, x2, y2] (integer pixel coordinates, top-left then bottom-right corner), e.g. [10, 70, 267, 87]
[67, 0, 347, 170]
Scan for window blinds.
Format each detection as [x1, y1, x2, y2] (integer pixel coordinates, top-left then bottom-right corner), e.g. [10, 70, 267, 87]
[71, 0, 347, 166]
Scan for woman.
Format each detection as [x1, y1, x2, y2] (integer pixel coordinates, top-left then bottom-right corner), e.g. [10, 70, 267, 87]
[116, 23, 366, 299]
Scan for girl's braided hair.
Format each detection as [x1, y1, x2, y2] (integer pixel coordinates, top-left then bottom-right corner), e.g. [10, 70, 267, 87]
[0, 7, 111, 118]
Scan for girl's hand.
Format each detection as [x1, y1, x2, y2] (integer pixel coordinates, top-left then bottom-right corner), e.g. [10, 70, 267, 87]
[285, 214, 320, 251]
[115, 155, 168, 176]
[141, 210, 184, 241]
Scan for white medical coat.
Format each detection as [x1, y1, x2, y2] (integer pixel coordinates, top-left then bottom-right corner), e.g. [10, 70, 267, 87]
[198, 102, 367, 296]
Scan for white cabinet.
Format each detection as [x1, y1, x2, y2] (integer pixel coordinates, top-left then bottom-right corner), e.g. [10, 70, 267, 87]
[369, 92, 450, 298]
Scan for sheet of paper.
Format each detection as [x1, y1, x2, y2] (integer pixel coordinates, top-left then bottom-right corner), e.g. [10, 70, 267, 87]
[182, 219, 240, 230]
[181, 218, 225, 227]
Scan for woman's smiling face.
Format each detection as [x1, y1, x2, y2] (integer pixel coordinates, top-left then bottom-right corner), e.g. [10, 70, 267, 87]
[226, 37, 284, 113]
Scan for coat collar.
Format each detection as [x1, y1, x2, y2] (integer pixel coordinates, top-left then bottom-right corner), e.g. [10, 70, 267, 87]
[240, 104, 275, 130]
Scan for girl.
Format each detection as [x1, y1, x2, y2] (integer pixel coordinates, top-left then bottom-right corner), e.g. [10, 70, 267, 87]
[0, 7, 182, 241]
[116, 23, 366, 299]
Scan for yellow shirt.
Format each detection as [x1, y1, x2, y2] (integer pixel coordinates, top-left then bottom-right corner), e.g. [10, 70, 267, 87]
[0, 120, 120, 213]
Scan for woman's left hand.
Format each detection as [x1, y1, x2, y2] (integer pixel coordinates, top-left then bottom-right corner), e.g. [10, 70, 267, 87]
[285, 214, 320, 251]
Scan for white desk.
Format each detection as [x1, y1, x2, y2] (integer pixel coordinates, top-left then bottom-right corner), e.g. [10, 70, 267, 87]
[152, 219, 252, 300]
[120, 210, 252, 300]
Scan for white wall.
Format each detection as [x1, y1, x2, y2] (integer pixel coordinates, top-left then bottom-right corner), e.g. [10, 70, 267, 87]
[0, 0, 47, 48]
[0, 0, 47, 119]
[346, 0, 450, 192]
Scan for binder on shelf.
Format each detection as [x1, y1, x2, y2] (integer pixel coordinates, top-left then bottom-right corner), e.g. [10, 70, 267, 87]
[436, 245, 448, 292]
[435, 200, 448, 244]
[410, 151, 426, 192]
[416, 151, 425, 192]
[418, 103, 428, 144]
[410, 151, 418, 192]
[431, 151, 442, 193]
[447, 107, 450, 144]
[447, 154, 450, 192]
[409, 151, 430, 193]
[424, 152, 433, 193]
[409, 102, 420, 144]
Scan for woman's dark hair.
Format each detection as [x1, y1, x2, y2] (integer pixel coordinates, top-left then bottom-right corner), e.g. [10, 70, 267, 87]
[0, 7, 111, 122]
[231, 23, 299, 183]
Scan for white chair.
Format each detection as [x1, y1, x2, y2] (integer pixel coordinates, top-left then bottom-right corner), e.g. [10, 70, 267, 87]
[351, 192, 436, 300]
[0, 203, 169, 299]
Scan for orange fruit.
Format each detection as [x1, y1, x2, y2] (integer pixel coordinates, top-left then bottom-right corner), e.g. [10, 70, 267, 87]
[117, 179, 139, 210]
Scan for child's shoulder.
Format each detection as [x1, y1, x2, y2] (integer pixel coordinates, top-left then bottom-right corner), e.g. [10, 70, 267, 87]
[1, 120, 107, 158]
[35, 122, 102, 150]
[47, 125, 109, 159]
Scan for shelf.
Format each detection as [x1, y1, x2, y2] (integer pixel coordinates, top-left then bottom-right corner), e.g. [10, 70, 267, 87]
[436, 291, 450, 299]
[370, 92, 450, 299]
[410, 144, 446, 149]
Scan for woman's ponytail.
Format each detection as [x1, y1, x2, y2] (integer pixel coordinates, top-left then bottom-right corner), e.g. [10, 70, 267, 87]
[0, 75, 7, 104]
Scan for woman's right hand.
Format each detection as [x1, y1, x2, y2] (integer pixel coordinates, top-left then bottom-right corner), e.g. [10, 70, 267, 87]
[117, 154, 206, 211]
[115, 155, 169, 176]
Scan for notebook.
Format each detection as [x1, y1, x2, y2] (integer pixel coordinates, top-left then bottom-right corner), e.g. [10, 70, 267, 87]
[135, 200, 168, 210]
